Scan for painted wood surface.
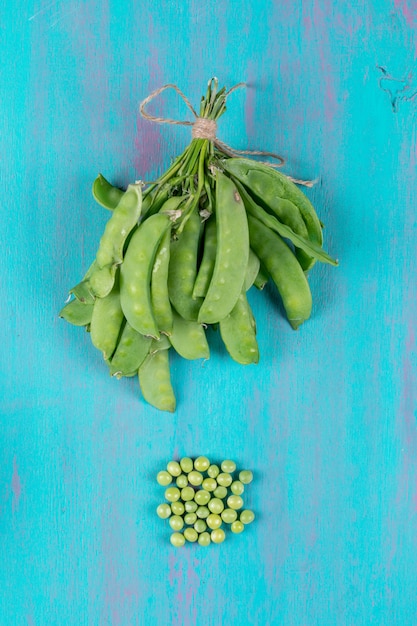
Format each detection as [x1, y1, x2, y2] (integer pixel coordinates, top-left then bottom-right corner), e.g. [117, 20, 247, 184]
[2, 1, 417, 624]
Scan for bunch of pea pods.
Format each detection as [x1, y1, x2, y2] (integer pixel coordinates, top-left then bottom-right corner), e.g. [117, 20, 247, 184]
[60, 80, 337, 411]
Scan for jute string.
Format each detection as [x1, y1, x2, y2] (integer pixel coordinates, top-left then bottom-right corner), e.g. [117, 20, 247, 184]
[139, 83, 315, 187]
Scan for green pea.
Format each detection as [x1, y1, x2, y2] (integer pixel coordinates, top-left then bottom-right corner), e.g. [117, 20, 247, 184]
[92, 173, 124, 210]
[194, 520, 207, 534]
[109, 322, 152, 378]
[170, 501, 185, 516]
[220, 459, 236, 474]
[213, 486, 227, 499]
[188, 471, 203, 486]
[168, 209, 203, 321]
[184, 513, 197, 525]
[170, 532, 185, 547]
[240, 510, 255, 525]
[138, 348, 176, 412]
[239, 470, 253, 484]
[207, 464, 220, 478]
[90, 279, 124, 361]
[211, 529, 226, 544]
[59, 298, 94, 327]
[220, 290, 259, 365]
[201, 478, 217, 492]
[198, 532, 211, 546]
[206, 514, 222, 530]
[184, 528, 198, 543]
[221, 508, 237, 524]
[230, 481, 244, 495]
[217, 473, 232, 487]
[169, 515, 184, 531]
[156, 471, 172, 486]
[194, 456, 210, 472]
[194, 490, 211, 506]
[149, 335, 171, 354]
[198, 172, 249, 324]
[151, 226, 173, 335]
[181, 486, 195, 501]
[169, 311, 210, 360]
[120, 212, 172, 339]
[165, 487, 180, 502]
[156, 503, 171, 519]
[167, 461, 182, 476]
[208, 498, 224, 514]
[180, 457, 194, 473]
[227, 495, 243, 510]
[192, 216, 217, 298]
[248, 214, 312, 329]
[185, 501, 198, 513]
[231, 520, 244, 534]
[176, 474, 189, 488]
[196, 506, 210, 519]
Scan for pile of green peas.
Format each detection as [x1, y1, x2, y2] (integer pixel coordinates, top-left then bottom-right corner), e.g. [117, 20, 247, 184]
[60, 79, 337, 412]
[156, 456, 255, 547]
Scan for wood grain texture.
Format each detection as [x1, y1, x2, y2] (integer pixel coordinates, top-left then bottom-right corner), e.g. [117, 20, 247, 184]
[1, 1, 417, 624]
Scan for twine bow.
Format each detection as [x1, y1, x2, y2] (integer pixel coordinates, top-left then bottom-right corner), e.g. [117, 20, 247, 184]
[139, 82, 315, 187]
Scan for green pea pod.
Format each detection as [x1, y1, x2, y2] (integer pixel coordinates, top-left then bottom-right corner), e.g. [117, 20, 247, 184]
[253, 263, 269, 290]
[90, 280, 124, 360]
[221, 158, 326, 271]
[89, 263, 118, 298]
[59, 298, 94, 326]
[138, 348, 176, 412]
[219, 291, 259, 365]
[120, 213, 172, 339]
[109, 322, 152, 378]
[245, 249, 261, 291]
[193, 216, 217, 298]
[92, 174, 124, 210]
[151, 227, 173, 335]
[168, 209, 203, 321]
[149, 335, 171, 354]
[69, 261, 96, 304]
[198, 172, 249, 325]
[248, 214, 312, 329]
[234, 181, 337, 268]
[169, 310, 210, 360]
[95, 184, 142, 269]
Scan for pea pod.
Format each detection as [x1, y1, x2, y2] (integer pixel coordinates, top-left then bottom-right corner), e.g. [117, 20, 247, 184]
[253, 264, 269, 290]
[221, 158, 325, 271]
[150, 335, 171, 353]
[138, 348, 176, 412]
[109, 322, 152, 378]
[169, 310, 210, 360]
[198, 172, 249, 324]
[235, 181, 337, 267]
[245, 250, 261, 291]
[95, 184, 142, 269]
[219, 291, 259, 365]
[59, 298, 94, 326]
[247, 214, 312, 329]
[151, 227, 173, 335]
[168, 209, 203, 321]
[90, 279, 124, 360]
[69, 261, 97, 304]
[193, 216, 217, 298]
[120, 213, 172, 338]
[92, 174, 124, 210]
[89, 264, 118, 299]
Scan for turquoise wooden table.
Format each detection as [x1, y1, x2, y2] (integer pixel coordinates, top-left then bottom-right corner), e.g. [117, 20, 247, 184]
[2, 1, 417, 624]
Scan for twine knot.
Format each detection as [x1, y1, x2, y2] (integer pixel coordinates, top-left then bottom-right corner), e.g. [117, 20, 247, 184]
[192, 117, 217, 140]
[139, 81, 315, 186]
